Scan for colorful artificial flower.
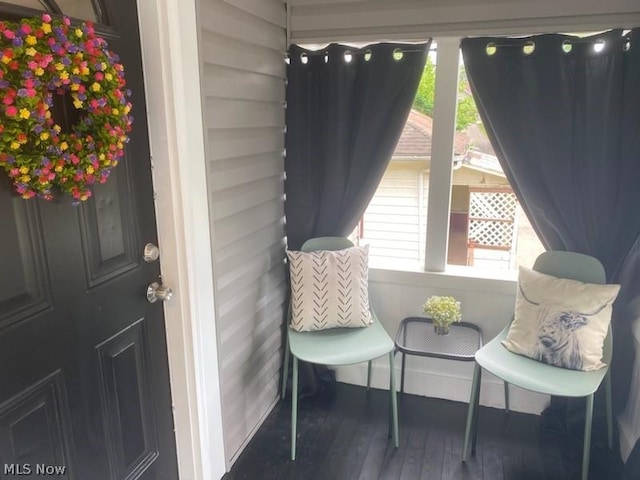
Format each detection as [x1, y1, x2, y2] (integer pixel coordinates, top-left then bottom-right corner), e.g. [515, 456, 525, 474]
[0, 14, 133, 201]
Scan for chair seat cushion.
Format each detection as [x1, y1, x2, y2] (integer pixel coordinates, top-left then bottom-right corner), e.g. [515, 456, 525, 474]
[502, 267, 620, 371]
[287, 245, 372, 332]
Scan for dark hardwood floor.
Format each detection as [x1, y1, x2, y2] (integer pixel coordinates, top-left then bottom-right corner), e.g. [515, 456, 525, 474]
[222, 383, 625, 480]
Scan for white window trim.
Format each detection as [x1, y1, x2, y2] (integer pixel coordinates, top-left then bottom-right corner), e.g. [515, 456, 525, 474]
[369, 265, 517, 296]
[424, 37, 461, 272]
[374, 36, 523, 285]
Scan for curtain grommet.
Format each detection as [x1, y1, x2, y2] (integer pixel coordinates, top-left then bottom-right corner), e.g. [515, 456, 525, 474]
[523, 41, 535, 55]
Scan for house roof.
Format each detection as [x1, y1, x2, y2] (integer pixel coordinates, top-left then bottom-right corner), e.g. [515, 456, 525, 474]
[393, 108, 505, 177]
[394, 109, 470, 158]
[464, 123, 494, 154]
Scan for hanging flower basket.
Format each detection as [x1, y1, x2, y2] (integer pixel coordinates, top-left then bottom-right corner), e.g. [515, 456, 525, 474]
[0, 14, 133, 202]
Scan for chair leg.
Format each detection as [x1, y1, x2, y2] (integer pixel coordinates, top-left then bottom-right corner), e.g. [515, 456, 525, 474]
[504, 381, 510, 414]
[281, 333, 290, 400]
[463, 362, 481, 462]
[367, 360, 372, 391]
[582, 393, 594, 480]
[389, 351, 399, 448]
[605, 372, 613, 450]
[400, 351, 406, 395]
[471, 367, 482, 455]
[291, 356, 298, 461]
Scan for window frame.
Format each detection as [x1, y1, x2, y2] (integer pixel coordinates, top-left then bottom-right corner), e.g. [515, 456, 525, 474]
[424, 37, 462, 272]
[368, 35, 531, 282]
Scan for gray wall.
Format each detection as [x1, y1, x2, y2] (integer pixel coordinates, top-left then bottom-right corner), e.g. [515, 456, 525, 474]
[196, 0, 287, 467]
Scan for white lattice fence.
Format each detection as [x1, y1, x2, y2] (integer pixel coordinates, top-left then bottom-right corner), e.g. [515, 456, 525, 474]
[468, 190, 517, 249]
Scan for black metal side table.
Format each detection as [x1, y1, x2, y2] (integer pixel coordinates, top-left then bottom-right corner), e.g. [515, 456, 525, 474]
[394, 316, 483, 394]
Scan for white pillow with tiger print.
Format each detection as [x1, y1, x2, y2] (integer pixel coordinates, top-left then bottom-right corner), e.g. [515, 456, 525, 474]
[286, 245, 372, 332]
[502, 267, 620, 371]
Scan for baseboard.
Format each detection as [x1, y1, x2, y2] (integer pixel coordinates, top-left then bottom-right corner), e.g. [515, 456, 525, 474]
[333, 361, 549, 415]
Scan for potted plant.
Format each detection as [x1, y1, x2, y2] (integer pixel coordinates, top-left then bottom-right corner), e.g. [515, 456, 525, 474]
[423, 295, 462, 335]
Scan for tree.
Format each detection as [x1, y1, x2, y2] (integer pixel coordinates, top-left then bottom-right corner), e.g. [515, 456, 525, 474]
[413, 57, 436, 117]
[412, 59, 479, 132]
[456, 67, 479, 131]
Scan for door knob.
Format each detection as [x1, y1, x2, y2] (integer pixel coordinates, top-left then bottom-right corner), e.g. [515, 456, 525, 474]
[147, 282, 173, 303]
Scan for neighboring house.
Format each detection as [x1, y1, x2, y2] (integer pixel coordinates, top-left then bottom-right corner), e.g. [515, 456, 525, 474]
[359, 109, 538, 270]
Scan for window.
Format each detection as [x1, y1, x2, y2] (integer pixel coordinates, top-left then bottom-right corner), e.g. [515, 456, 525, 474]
[355, 45, 437, 271]
[355, 38, 544, 273]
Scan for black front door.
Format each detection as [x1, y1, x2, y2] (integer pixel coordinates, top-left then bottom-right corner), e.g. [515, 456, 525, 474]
[0, 1, 179, 479]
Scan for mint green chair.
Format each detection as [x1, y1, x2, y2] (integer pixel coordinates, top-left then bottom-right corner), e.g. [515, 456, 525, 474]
[462, 251, 613, 480]
[281, 237, 399, 460]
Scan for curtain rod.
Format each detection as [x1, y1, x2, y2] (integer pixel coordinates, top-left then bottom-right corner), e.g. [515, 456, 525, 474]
[288, 47, 429, 57]
[489, 39, 613, 48]
[480, 30, 632, 49]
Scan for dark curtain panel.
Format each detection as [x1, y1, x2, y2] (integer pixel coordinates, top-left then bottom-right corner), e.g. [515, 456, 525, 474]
[285, 42, 429, 250]
[283, 42, 428, 397]
[461, 30, 640, 460]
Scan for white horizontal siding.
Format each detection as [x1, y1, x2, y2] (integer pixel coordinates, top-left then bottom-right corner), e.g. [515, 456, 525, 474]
[208, 153, 284, 192]
[222, 0, 287, 28]
[214, 197, 284, 249]
[210, 176, 284, 222]
[202, 65, 285, 102]
[197, 0, 287, 469]
[219, 299, 285, 369]
[201, 30, 286, 78]
[205, 98, 284, 130]
[362, 163, 427, 263]
[221, 285, 284, 348]
[364, 221, 419, 234]
[215, 221, 285, 267]
[289, 0, 640, 43]
[207, 127, 284, 161]
[200, 0, 285, 50]
[216, 259, 286, 320]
